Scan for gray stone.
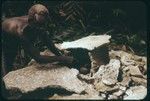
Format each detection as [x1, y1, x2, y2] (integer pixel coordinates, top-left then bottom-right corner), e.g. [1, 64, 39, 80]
[119, 75, 131, 87]
[119, 86, 127, 91]
[109, 50, 135, 66]
[124, 86, 147, 100]
[129, 65, 143, 77]
[102, 59, 120, 86]
[59, 35, 111, 50]
[49, 94, 104, 100]
[3, 65, 86, 94]
[131, 76, 147, 87]
[113, 90, 124, 96]
[94, 81, 119, 92]
[108, 95, 118, 99]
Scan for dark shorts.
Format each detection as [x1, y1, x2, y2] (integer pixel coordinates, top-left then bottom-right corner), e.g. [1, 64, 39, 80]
[2, 31, 20, 75]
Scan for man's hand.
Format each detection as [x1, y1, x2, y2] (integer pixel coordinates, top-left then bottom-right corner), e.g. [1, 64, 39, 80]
[58, 56, 79, 66]
[59, 56, 74, 64]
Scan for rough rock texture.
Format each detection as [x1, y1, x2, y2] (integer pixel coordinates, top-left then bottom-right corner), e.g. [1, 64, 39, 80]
[118, 75, 131, 87]
[131, 76, 147, 87]
[101, 59, 120, 85]
[91, 59, 120, 93]
[3, 65, 86, 94]
[129, 65, 144, 77]
[94, 81, 119, 92]
[49, 84, 103, 100]
[3, 42, 147, 100]
[49, 93, 104, 100]
[124, 86, 147, 100]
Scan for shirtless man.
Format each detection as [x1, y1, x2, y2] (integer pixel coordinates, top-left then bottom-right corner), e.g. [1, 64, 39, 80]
[2, 4, 75, 76]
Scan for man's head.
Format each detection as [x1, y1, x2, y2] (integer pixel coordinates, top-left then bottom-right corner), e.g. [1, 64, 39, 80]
[28, 4, 49, 27]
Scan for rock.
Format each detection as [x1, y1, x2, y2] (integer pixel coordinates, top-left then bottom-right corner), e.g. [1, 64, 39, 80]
[60, 35, 111, 50]
[134, 55, 146, 64]
[108, 95, 118, 99]
[92, 65, 105, 79]
[85, 84, 99, 96]
[49, 93, 104, 100]
[144, 64, 147, 74]
[77, 74, 94, 83]
[121, 55, 135, 66]
[3, 65, 86, 94]
[109, 50, 122, 59]
[109, 50, 135, 66]
[100, 93, 106, 99]
[28, 59, 37, 66]
[102, 59, 120, 86]
[129, 65, 143, 77]
[109, 50, 146, 68]
[113, 90, 124, 96]
[119, 86, 126, 91]
[49, 83, 103, 100]
[131, 76, 147, 87]
[119, 75, 131, 87]
[124, 86, 147, 100]
[122, 66, 130, 72]
[94, 81, 119, 92]
[79, 67, 90, 75]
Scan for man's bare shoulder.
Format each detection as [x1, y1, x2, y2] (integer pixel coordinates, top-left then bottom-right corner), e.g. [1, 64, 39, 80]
[2, 16, 28, 35]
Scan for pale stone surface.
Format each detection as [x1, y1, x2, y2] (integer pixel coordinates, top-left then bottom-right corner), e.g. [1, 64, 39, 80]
[84, 84, 99, 96]
[94, 81, 119, 92]
[131, 76, 147, 87]
[119, 86, 126, 91]
[100, 93, 106, 99]
[92, 59, 120, 86]
[119, 75, 131, 87]
[49, 83, 103, 100]
[109, 50, 135, 66]
[3, 47, 147, 100]
[60, 35, 111, 50]
[129, 65, 143, 77]
[113, 90, 124, 96]
[102, 59, 120, 86]
[3, 65, 86, 94]
[124, 86, 147, 100]
[49, 94, 104, 100]
[108, 95, 118, 99]
[93, 65, 105, 79]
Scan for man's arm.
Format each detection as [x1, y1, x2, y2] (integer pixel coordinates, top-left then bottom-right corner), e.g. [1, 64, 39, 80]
[40, 31, 62, 56]
[19, 35, 73, 64]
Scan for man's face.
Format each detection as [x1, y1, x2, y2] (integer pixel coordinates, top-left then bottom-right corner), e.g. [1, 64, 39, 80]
[34, 12, 49, 27]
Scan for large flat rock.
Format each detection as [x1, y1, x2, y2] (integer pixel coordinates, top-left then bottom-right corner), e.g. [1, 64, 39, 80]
[3, 64, 86, 94]
[59, 35, 111, 50]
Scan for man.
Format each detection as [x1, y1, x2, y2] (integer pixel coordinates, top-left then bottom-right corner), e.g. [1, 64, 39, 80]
[2, 4, 75, 76]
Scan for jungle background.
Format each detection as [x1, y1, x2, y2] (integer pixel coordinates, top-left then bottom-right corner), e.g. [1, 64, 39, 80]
[2, 0, 147, 68]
